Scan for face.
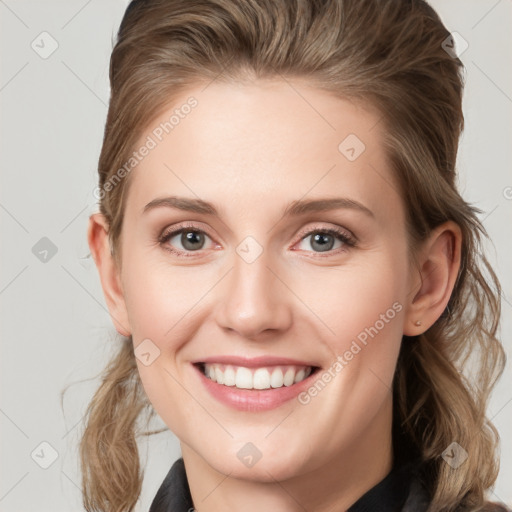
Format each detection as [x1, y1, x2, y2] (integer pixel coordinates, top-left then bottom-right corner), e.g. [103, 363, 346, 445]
[115, 78, 414, 481]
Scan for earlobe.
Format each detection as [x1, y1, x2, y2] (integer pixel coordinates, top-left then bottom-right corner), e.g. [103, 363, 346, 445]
[87, 213, 131, 337]
[403, 221, 462, 336]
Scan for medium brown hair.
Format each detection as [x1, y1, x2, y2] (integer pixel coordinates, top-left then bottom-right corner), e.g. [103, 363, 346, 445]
[79, 1, 506, 510]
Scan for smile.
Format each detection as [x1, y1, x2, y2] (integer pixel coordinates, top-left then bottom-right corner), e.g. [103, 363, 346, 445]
[192, 361, 321, 411]
[201, 363, 314, 390]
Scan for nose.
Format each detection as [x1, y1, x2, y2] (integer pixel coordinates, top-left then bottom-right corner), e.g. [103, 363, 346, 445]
[215, 249, 293, 340]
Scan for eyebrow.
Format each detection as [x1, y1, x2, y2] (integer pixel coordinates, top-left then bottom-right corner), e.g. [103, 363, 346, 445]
[143, 196, 374, 218]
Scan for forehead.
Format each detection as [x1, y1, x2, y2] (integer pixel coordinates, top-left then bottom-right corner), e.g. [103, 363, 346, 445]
[124, 78, 401, 222]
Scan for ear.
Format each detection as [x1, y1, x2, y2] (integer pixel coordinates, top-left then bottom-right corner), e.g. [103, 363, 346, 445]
[87, 213, 131, 337]
[403, 221, 462, 336]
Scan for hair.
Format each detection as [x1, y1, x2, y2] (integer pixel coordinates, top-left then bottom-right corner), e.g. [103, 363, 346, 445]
[78, 0, 507, 511]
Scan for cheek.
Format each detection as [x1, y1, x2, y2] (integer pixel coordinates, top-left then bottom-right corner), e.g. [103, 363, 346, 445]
[121, 249, 212, 341]
[295, 251, 407, 398]
[122, 234, 408, 355]
[292, 259, 406, 443]
[295, 254, 406, 341]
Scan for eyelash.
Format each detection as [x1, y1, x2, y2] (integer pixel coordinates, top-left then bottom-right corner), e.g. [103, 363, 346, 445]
[158, 222, 357, 258]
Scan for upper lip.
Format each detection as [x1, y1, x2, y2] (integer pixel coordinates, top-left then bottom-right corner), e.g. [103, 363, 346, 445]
[193, 355, 319, 368]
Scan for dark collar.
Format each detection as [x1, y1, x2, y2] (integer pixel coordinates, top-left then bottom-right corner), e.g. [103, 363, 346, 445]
[347, 456, 427, 512]
[149, 457, 192, 512]
[149, 448, 429, 512]
[149, 409, 429, 512]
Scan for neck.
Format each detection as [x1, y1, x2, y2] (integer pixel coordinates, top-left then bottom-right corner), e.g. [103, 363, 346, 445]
[181, 395, 394, 512]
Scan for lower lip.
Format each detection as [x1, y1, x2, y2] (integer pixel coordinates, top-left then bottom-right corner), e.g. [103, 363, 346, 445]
[192, 364, 319, 412]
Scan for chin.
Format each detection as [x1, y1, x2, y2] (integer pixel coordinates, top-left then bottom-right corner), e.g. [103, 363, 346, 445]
[200, 442, 311, 482]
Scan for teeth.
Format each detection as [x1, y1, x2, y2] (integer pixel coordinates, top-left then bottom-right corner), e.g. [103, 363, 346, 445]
[270, 368, 284, 388]
[223, 366, 236, 386]
[215, 367, 224, 385]
[283, 368, 295, 386]
[253, 368, 270, 389]
[294, 368, 306, 383]
[236, 367, 253, 389]
[203, 363, 313, 390]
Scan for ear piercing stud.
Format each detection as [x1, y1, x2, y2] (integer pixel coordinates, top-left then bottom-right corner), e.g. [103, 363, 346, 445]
[414, 320, 422, 326]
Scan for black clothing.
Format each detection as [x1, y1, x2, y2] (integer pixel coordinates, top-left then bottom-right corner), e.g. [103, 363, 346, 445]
[148, 416, 510, 512]
[148, 456, 510, 512]
[148, 453, 432, 511]
[149, 420, 431, 512]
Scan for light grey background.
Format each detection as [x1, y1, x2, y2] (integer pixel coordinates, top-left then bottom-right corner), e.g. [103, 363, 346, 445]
[0, 1, 510, 510]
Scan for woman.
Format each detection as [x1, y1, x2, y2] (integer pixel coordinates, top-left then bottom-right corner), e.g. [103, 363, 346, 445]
[83, 0, 509, 510]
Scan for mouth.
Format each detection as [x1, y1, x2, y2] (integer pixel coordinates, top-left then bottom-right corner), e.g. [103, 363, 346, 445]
[191, 355, 323, 411]
[194, 362, 321, 390]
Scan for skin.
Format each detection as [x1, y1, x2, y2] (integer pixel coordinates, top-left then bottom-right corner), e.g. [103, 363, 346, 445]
[88, 78, 461, 512]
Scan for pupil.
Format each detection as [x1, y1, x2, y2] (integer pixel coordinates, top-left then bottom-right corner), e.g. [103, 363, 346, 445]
[178, 231, 335, 252]
[182, 231, 204, 250]
[312, 233, 334, 252]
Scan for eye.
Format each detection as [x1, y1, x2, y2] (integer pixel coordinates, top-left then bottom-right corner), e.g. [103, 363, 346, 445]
[158, 223, 217, 257]
[293, 226, 356, 255]
[158, 223, 356, 258]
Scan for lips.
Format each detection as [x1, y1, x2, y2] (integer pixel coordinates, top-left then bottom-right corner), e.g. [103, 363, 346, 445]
[192, 355, 320, 368]
[191, 355, 321, 411]
[192, 355, 320, 390]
